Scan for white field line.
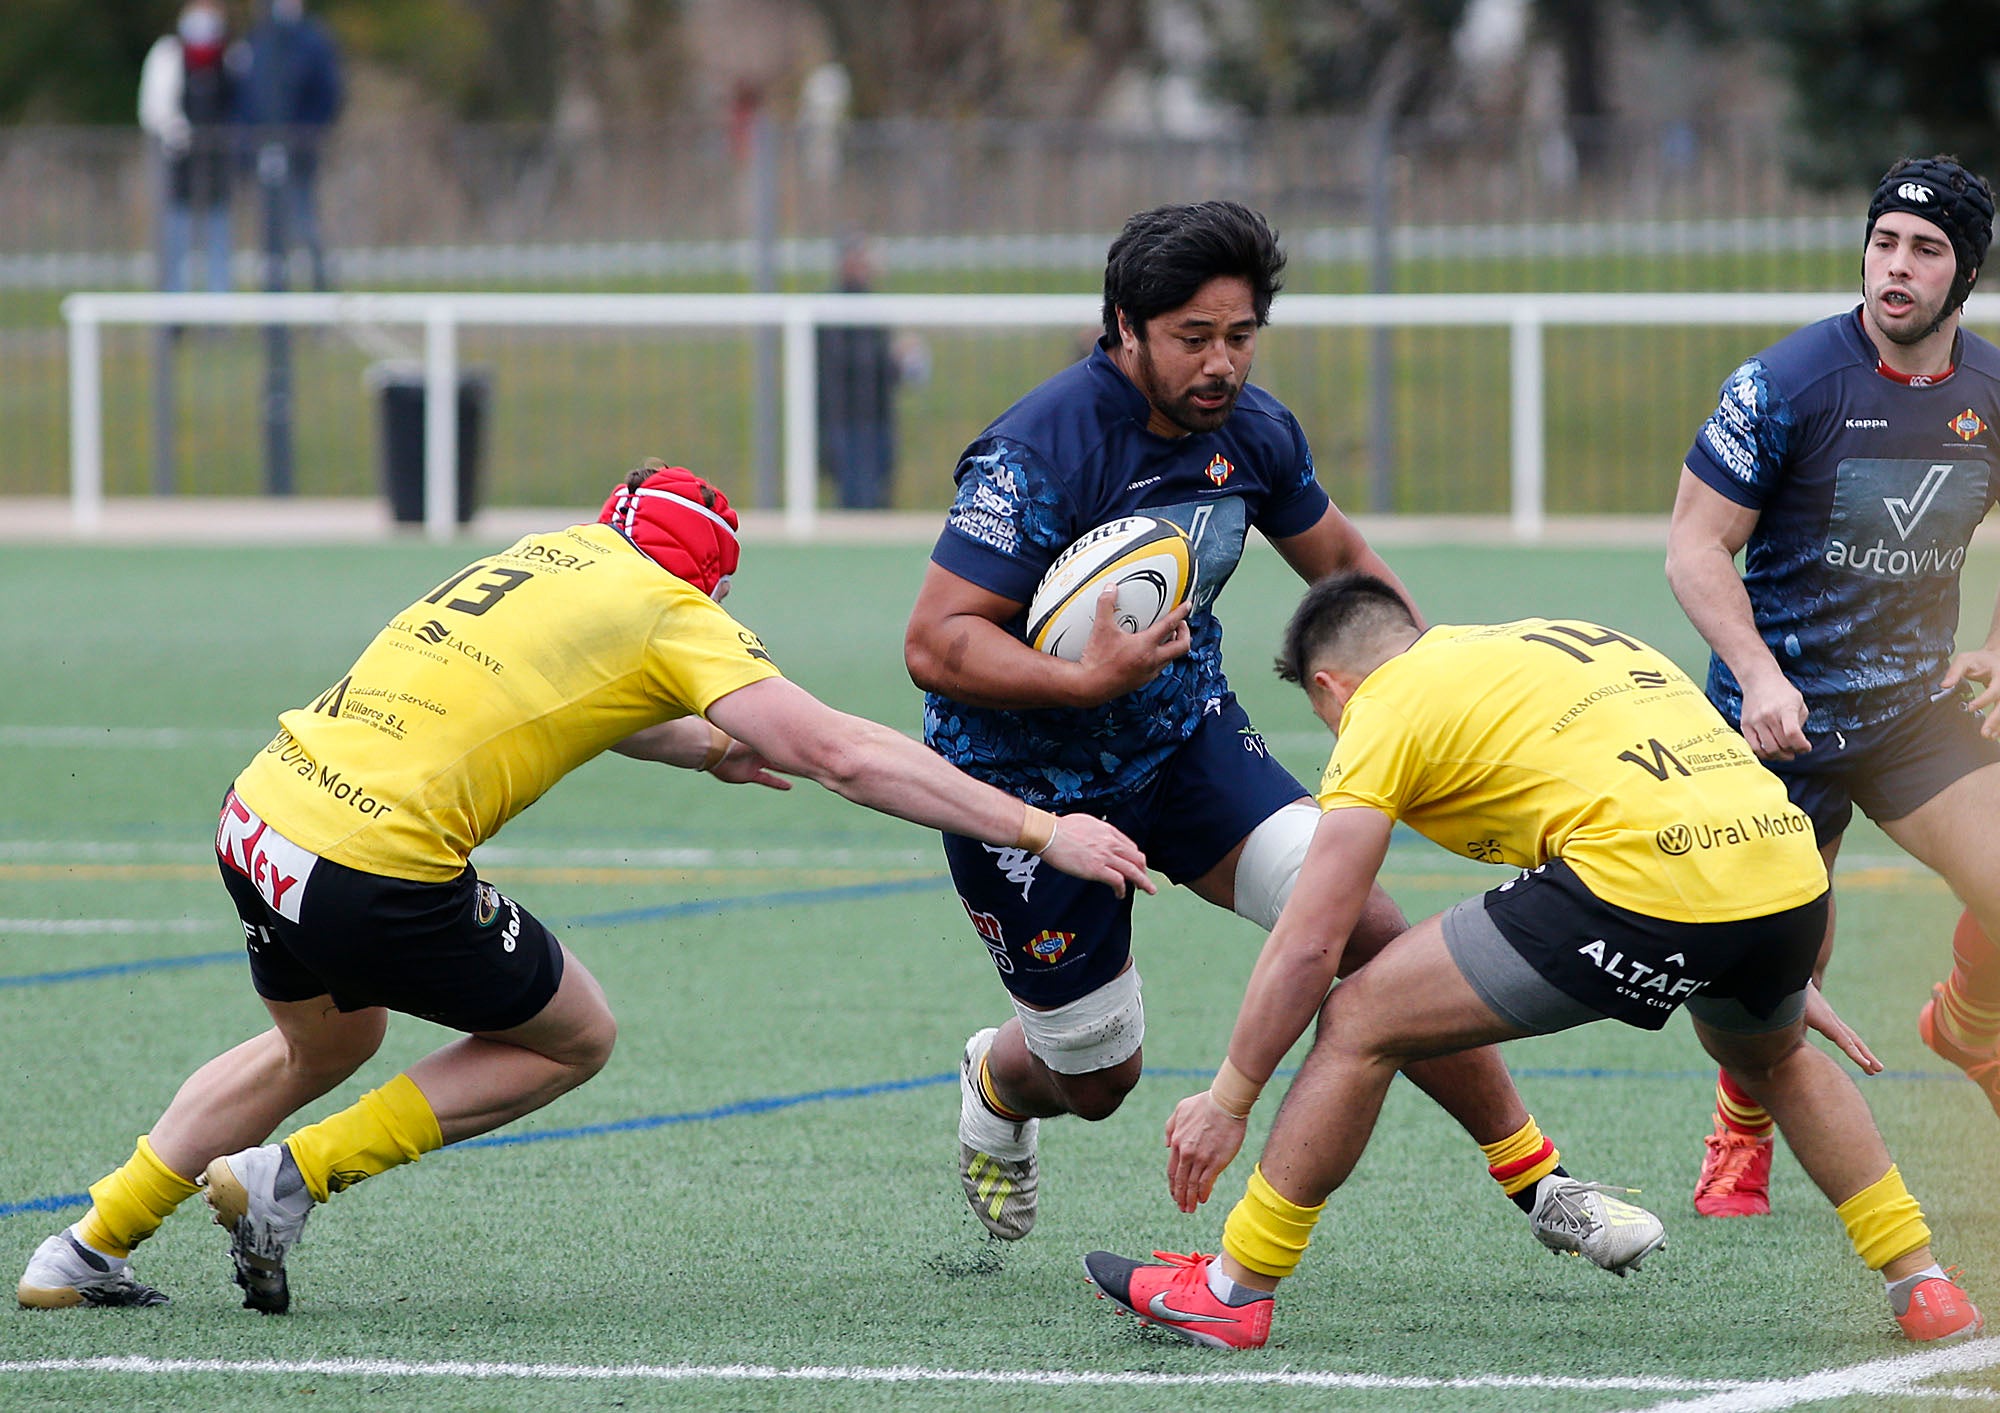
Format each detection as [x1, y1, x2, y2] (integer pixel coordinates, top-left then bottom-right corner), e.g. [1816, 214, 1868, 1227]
[5, 1348, 1997, 1400]
[0, 918, 211, 934]
[0, 1354, 1755, 1393]
[1612, 1338, 2000, 1412]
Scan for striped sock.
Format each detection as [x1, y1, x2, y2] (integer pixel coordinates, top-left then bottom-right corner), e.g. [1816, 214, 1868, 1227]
[978, 1057, 1032, 1123]
[1480, 1117, 1564, 1213]
[1714, 1069, 1773, 1140]
[1935, 910, 2000, 1054]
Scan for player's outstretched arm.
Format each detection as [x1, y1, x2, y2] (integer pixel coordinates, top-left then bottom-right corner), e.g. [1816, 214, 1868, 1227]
[1163, 807, 1391, 1212]
[703, 676, 1155, 897]
[905, 562, 1187, 710]
[611, 717, 790, 790]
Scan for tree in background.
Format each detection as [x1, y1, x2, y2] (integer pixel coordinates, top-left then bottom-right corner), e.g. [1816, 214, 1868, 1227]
[1742, 0, 2000, 185]
[0, 0, 168, 121]
[794, 0, 1151, 120]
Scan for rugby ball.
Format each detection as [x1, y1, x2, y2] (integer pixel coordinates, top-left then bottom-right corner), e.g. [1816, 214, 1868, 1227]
[1026, 516, 1194, 661]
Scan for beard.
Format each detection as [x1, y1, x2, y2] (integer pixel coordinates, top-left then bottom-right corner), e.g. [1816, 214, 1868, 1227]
[1133, 345, 1243, 434]
[1867, 280, 1954, 344]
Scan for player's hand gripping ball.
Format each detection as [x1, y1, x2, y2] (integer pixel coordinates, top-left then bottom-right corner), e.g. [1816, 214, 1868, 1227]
[1026, 516, 1194, 661]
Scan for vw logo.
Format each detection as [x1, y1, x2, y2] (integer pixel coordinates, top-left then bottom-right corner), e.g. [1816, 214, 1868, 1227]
[1656, 825, 1693, 856]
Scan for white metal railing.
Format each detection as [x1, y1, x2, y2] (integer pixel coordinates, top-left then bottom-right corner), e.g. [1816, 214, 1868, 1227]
[63, 289, 1874, 542]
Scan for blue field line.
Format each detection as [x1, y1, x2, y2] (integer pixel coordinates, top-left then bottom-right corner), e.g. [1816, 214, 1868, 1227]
[0, 951, 242, 988]
[567, 875, 942, 927]
[0, 877, 951, 990]
[454, 1072, 953, 1150]
[0, 1062, 1961, 1222]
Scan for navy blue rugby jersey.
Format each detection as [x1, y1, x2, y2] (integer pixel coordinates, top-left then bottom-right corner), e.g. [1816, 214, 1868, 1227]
[1685, 308, 2000, 733]
[924, 342, 1331, 807]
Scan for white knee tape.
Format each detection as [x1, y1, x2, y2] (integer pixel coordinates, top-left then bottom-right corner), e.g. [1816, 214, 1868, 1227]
[1012, 967, 1144, 1075]
[1232, 801, 1321, 931]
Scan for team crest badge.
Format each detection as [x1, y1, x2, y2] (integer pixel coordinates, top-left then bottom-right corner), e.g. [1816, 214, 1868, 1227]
[1950, 408, 1987, 442]
[1025, 929, 1075, 964]
[1204, 454, 1234, 486]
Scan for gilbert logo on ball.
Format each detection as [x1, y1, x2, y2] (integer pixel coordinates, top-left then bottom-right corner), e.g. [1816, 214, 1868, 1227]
[1026, 516, 1195, 661]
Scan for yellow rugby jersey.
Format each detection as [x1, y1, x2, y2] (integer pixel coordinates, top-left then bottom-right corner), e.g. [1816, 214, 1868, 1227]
[233, 523, 783, 881]
[1315, 620, 1826, 923]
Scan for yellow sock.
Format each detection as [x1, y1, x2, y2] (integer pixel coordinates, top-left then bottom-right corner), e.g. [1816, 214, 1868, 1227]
[1836, 1165, 1932, 1271]
[1221, 1164, 1326, 1280]
[1480, 1116, 1561, 1199]
[284, 1073, 443, 1203]
[78, 1135, 200, 1258]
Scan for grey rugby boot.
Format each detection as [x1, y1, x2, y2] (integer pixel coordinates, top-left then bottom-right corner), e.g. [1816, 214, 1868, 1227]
[204, 1142, 315, 1314]
[958, 1026, 1040, 1239]
[16, 1230, 169, 1308]
[1529, 1174, 1667, 1276]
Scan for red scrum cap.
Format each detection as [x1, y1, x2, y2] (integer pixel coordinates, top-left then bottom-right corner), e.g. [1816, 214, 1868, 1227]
[598, 463, 741, 597]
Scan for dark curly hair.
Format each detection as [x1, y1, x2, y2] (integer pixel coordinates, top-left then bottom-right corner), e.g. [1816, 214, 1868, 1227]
[1101, 201, 1286, 342]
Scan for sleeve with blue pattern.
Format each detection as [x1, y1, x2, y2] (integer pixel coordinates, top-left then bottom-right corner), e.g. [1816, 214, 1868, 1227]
[931, 436, 1078, 605]
[1685, 356, 1794, 509]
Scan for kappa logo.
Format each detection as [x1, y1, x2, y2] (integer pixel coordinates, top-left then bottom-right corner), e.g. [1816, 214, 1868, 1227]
[1884, 463, 1953, 539]
[1656, 825, 1693, 856]
[415, 620, 451, 645]
[1203, 453, 1235, 486]
[1025, 929, 1075, 964]
[1897, 181, 1935, 204]
[1950, 408, 1988, 443]
[982, 844, 1042, 899]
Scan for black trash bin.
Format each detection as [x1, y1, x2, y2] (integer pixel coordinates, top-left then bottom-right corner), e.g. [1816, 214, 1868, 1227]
[369, 362, 489, 524]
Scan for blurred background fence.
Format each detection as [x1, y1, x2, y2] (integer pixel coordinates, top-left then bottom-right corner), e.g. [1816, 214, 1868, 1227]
[0, 114, 1875, 518]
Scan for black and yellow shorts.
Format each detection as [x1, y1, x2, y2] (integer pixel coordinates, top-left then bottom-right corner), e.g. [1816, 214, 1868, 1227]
[1441, 858, 1827, 1034]
[216, 791, 563, 1033]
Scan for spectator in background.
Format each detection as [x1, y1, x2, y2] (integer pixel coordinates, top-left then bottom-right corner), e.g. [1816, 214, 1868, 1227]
[241, 0, 344, 291]
[139, 0, 242, 293]
[816, 236, 916, 510]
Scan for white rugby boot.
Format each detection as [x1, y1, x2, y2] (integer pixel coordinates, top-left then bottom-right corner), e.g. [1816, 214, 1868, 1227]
[1529, 1175, 1666, 1276]
[16, 1230, 169, 1308]
[203, 1142, 314, 1314]
[957, 1026, 1040, 1239]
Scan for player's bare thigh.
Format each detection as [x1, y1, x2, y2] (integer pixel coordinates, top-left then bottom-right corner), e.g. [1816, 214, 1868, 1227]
[1878, 760, 2000, 912]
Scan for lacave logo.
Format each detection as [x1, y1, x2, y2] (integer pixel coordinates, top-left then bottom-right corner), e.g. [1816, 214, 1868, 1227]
[1897, 181, 1935, 204]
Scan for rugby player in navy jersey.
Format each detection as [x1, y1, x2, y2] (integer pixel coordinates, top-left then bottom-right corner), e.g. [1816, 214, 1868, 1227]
[1667, 156, 2000, 1219]
[907, 200, 1662, 1268]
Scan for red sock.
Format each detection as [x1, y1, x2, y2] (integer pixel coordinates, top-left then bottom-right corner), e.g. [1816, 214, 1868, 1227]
[1714, 1068, 1773, 1140]
[1936, 910, 2000, 1052]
